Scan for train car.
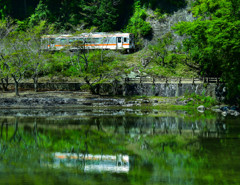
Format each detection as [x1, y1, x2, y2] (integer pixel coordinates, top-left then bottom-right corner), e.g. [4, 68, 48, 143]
[41, 32, 135, 52]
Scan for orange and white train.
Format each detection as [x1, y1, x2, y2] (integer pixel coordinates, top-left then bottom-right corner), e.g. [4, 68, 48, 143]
[41, 32, 135, 52]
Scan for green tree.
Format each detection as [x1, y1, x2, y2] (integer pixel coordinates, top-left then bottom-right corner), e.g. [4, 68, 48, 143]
[27, 0, 120, 31]
[0, 19, 16, 91]
[148, 32, 176, 67]
[0, 0, 8, 19]
[63, 32, 127, 95]
[69, 49, 123, 95]
[28, 0, 49, 27]
[82, 0, 120, 31]
[1, 20, 51, 94]
[93, 0, 119, 31]
[174, 0, 240, 102]
[25, 21, 50, 92]
[1, 32, 30, 96]
[124, 0, 152, 48]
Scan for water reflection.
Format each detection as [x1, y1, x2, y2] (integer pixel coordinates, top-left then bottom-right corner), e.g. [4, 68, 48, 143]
[0, 112, 227, 138]
[45, 153, 130, 173]
[0, 109, 239, 185]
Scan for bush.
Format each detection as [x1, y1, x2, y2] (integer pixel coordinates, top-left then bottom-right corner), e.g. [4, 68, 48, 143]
[184, 93, 218, 107]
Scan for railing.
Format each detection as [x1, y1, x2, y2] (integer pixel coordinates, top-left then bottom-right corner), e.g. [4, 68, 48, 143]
[1, 77, 221, 88]
[124, 77, 221, 84]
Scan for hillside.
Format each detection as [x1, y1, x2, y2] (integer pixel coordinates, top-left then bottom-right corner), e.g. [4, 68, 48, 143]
[1, 0, 240, 103]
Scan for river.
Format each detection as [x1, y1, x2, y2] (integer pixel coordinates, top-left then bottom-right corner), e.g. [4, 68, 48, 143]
[0, 108, 239, 184]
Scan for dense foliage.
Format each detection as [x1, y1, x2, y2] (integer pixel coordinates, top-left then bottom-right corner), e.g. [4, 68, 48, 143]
[0, 0, 187, 31]
[124, 1, 152, 37]
[174, 0, 240, 103]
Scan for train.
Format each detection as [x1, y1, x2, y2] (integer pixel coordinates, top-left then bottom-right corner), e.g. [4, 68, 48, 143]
[41, 32, 135, 52]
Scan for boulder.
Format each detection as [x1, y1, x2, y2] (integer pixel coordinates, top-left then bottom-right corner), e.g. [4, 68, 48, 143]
[222, 111, 228, 116]
[197, 105, 206, 113]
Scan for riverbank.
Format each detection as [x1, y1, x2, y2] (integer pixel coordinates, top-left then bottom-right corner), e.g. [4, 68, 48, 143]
[0, 90, 221, 109]
[1, 91, 239, 118]
[0, 91, 184, 109]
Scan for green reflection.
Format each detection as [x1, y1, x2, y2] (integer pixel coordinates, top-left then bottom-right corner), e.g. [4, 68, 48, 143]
[0, 110, 239, 185]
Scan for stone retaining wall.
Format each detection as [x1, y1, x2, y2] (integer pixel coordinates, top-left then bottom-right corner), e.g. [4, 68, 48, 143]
[1, 82, 222, 98]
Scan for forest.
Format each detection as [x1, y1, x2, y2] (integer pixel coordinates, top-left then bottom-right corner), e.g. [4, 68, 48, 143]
[0, 0, 240, 103]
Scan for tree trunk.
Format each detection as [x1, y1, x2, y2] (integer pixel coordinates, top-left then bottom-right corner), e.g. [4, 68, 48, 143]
[84, 76, 98, 95]
[33, 76, 38, 92]
[33, 118, 38, 145]
[0, 79, 3, 92]
[1, 77, 9, 92]
[95, 84, 100, 95]
[6, 123, 8, 140]
[0, 121, 4, 139]
[13, 79, 20, 96]
[10, 118, 19, 142]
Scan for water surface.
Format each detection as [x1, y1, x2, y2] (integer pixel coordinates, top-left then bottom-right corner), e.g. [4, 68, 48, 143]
[0, 108, 239, 184]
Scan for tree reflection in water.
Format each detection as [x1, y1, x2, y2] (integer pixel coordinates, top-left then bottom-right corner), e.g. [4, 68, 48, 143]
[0, 109, 239, 185]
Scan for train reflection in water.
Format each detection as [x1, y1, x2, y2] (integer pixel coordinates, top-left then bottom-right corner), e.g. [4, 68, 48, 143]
[43, 153, 130, 173]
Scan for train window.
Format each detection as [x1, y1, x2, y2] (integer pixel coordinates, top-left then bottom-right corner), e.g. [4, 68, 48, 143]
[103, 37, 114, 44]
[55, 38, 61, 44]
[60, 39, 67, 44]
[102, 37, 109, 43]
[124, 37, 127, 43]
[69, 38, 76, 43]
[118, 37, 122, 43]
[109, 37, 115, 44]
[85, 38, 92, 43]
[75, 38, 84, 42]
[93, 38, 100, 44]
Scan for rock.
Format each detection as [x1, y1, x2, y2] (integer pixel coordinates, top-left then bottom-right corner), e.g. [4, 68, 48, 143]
[234, 111, 240, 116]
[228, 110, 240, 116]
[82, 102, 92, 106]
[212, 108, 222, 113]
[153, 99, 158, 103]
[220, 106, 229, 112]
[125, 104, 134, 107]
[197, 105, 206, 113]
[211, 105, 221, 112]
[127, 101, 136, 104]
[183, 100, 189, 105]
[222, 111, 228, 116]
[136, 99, 143, 103]
[228, 110, 236, 115]
[142, 99, 150, 104]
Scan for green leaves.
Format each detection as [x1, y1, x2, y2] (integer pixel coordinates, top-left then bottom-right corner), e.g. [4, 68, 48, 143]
[125, 1, 152, 37]
[174, 0, 240, 103]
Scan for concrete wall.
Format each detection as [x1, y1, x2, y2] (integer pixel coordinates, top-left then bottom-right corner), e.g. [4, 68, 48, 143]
[122, 83, 217, 97]
[1, 82, 220, 98]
